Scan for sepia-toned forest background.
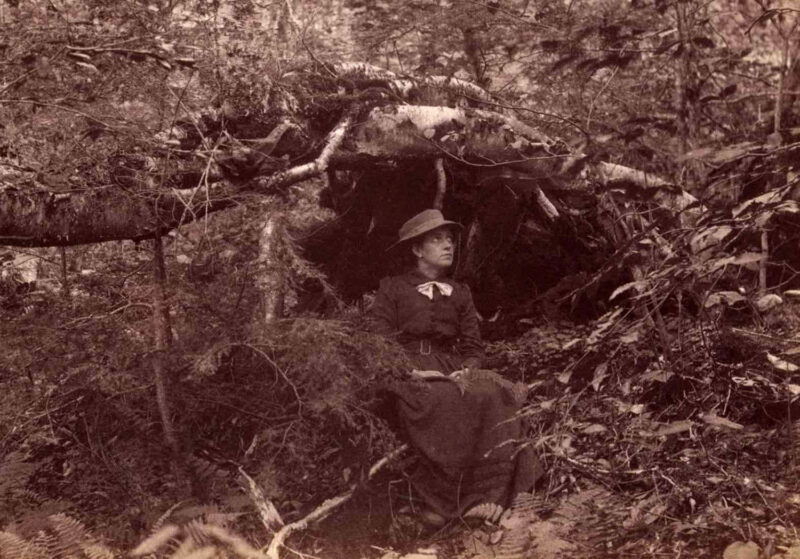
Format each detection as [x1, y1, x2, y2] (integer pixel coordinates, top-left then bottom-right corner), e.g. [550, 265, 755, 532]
[2, 0, 800, 557]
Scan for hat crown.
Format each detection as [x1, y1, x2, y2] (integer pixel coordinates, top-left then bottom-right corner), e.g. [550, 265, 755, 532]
[395, 209, 461, 245]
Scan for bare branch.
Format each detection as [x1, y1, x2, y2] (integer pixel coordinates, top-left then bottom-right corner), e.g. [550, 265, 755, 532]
[265, 444, 408, 559]
[256, 110, 354, 192]
[533, 185, 559, 221]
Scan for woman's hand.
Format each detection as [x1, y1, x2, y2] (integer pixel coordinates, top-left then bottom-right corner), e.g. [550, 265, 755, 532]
[410, 369, 446, 379]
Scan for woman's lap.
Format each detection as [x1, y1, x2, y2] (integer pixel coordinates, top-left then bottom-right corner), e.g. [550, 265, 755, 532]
[391, 370, 542, 518]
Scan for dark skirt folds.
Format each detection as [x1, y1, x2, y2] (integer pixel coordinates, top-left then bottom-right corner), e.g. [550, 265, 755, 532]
[391, 352, 542, 519]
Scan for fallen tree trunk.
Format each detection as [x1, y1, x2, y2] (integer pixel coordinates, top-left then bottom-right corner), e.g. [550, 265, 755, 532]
[0, 183, 236, 247]
[0, 111, 354, 247]
[0, 63, 694, 251]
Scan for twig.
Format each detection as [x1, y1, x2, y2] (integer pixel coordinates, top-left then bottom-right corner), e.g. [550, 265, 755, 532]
[59, 247, 69, 298]
[256, 109, 355, 193]
[0, 67, 36, 96]
[730, 327, 790, 343]
[533, 185, 559, 221]
[0, 395, 87, 448]
[60, 302, 152, 327]
[265, 444, 408, 559]
[241, 344, 303, 417]
[192, 396, 297, 423]
[0, 99, 115, 128]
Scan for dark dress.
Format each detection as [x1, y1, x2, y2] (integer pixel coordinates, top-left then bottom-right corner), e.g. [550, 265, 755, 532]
[371, 270, 542, 519]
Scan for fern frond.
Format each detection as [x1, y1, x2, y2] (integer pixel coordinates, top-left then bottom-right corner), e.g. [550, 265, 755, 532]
[463, 502, 504, 523]
[81, 543, 116, 559]
[170, 536, 199, 559]
[193, 524, 266, 559]
[494, 492, 541, 559]
[203, 512, 244, 530]
[0, 451, 37, 497]
[0, 530, 48, 559]
[175, 547, 217, 559]
[48, 513, 91, 556]
[31, 530, 62, 559]
[152, 501, 189, 532]
[183, 518, 212, 547]
[131, 525, 181, 556]
[508, 491, 539, 517]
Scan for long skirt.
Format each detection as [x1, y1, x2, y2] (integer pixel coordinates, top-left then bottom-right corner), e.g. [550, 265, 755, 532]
[391, 356, 542, 519]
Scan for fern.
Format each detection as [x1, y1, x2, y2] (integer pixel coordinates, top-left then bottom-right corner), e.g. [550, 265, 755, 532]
[494, 492, 540, 559]
[130, 525, 181, 556]
[175, 548, 216, 559]
[463, 502, 505, 524]
[0, 451, 40, 519]
[0, 530, 48, 559]
[0, 452, 37, 497]
[48, 513, 92, 557]
[81, 544, 115, 559]
[151, 502, 190, 533]
[132, 521, 267, 559]
[0, 515, 117, 559]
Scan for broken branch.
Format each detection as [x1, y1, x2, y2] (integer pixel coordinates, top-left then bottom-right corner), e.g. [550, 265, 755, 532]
[257, 110, 354, 193]
[265, 444, 408, 559]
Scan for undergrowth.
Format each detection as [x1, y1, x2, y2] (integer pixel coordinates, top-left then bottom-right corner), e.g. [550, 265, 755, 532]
[5, 211, 800, 558]
[0, 210, 410, 551]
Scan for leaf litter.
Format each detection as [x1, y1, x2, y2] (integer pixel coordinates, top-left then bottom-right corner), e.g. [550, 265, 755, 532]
[454, 311, 800, 559]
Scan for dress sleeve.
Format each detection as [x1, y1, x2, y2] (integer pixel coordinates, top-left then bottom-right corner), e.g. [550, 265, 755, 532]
[456, 284, 485, 369]
[369, 277, 400, 338]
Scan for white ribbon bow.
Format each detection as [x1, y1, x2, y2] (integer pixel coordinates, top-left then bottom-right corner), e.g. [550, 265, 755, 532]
[416, 281, 453, 300]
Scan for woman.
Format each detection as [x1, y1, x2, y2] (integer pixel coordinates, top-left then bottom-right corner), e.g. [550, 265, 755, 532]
[371, 209, 542, 526]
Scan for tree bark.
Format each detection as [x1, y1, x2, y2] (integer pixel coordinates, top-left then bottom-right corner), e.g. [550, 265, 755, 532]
[255, 212, 286, 325]
[780, 57, 800, 130]
[59, 246, 69, 298]
[150, 235, 180, 468]
[433, 158, 446, 210]
[674, 2, 694, 156]
[150, 233, 201, 496]
[0, 183, 237, 247]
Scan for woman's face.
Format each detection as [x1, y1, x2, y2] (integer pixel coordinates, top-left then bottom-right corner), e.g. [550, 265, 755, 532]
[412, 227, 455, 275]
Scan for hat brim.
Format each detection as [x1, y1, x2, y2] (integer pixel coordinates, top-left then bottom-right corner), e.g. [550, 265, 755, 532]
[385, 220, 462, 251]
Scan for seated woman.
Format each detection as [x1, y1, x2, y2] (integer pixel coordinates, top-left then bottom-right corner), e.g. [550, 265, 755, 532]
[370, 209, 542, 526]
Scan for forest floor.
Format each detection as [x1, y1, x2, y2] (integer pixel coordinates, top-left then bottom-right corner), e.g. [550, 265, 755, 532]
[3, 254, 800, 559]
[304, 316, 800, 559]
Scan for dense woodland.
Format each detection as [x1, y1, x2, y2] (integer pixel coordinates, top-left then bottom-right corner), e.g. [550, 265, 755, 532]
[2, 0, 800, 557]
